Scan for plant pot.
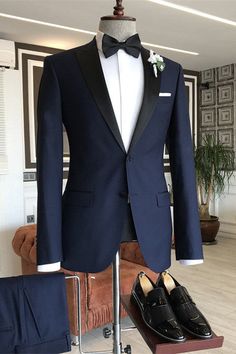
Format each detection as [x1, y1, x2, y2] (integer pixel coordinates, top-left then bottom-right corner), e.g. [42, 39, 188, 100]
[200, 215, 220, 244]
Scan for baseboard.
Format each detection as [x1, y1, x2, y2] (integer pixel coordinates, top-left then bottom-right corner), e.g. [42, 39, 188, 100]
[218, 221, 236, 240]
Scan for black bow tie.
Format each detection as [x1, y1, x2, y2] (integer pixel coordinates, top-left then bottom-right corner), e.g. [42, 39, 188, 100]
[102, 33, 142, 58]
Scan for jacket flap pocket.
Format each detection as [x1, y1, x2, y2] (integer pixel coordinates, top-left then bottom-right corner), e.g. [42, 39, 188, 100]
[156, 191, 171, 207]
[63, 190, 94, 207]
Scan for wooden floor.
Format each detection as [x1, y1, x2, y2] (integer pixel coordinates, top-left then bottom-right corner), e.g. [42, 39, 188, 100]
[66, 234, 236, 354]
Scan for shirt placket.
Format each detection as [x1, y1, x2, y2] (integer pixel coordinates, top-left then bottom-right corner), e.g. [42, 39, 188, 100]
[117, 50, 125, 151]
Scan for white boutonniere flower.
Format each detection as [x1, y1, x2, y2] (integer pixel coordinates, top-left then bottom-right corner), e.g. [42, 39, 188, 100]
[148, 50, 166, 78]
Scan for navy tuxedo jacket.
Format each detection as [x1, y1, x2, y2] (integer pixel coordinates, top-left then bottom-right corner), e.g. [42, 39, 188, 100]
[36, 37, 203, 273]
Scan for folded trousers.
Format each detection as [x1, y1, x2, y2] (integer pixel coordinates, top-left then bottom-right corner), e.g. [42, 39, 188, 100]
[0, 273, 71, 353]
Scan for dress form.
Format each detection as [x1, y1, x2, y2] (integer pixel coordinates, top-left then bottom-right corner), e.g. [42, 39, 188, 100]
[98, 20, 137, 42]
[98, 0, 137, 41]
[98, 2, 139, 243]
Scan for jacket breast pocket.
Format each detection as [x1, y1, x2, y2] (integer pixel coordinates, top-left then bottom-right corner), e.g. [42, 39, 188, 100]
[156, 191, 171, 207]
[62, 190, 94, 207]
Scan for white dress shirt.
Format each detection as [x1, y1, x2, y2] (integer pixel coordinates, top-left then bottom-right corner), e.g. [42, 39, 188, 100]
[37, 31, 203, 272]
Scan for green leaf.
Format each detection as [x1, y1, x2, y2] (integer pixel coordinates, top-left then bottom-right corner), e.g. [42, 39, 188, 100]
[194, 133, 235, 206]
[157, 61, 166, 72]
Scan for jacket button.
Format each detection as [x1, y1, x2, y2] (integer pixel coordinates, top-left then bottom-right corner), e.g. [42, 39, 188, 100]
[119, 192, 128, 199]
[128, 155, 133, 162]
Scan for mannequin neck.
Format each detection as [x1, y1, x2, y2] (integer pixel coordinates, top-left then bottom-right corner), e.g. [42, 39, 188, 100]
[98, 19, 137, 41]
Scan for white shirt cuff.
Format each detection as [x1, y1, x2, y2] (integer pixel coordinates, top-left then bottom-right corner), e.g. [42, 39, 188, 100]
[37, 262, 61, 272]
[179, 259, 204, 265]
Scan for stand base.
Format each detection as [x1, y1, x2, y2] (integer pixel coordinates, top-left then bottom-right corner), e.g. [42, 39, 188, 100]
[121, 295, 224, 354]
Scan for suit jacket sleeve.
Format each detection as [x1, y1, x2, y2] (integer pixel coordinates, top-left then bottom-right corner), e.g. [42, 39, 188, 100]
[36, 56, 63, 266]
[166, 64, 203, 261]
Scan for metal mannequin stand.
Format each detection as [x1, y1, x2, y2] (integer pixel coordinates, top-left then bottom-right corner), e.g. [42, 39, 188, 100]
[66, 251, 132, 354]
[66, 255, 224, 354]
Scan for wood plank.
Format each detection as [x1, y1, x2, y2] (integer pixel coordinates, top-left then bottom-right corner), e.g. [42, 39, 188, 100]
[121, 295, 224, 354]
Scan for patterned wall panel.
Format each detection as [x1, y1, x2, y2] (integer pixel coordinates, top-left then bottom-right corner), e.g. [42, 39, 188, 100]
[217, 106, 234, 126]
[201, 68, 215, 84]
[218, 83, 234, 105]
[200, 130, 216, 144]
[217, 64, 234, 82]
[201, 108, 216, 127]
[199, 63, 236, 169]
[201, 88, 215, 106]
[217, 128, 234, 148]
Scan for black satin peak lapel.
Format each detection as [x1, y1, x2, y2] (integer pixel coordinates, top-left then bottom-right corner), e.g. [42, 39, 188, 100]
[128, 46, 162, 154]
[75, 37, 126, 153]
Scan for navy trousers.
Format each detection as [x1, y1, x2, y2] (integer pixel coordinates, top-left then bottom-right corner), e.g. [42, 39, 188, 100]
[0, 273, 71, 353]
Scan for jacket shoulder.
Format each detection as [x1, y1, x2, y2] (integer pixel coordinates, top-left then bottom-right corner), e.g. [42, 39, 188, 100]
[44, 38, 95, 64]
[162, 56, 181, 72]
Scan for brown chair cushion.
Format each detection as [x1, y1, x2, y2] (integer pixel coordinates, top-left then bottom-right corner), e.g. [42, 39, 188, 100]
[120, 241, 148, 266]
[87, 259, 157, 310]
[86, 259, 157, 331]
[12, 225, 37, 264]
[12, 224, 159, 334]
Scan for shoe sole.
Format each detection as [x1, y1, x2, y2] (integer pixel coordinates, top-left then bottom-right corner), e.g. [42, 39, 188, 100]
[131, 291, 186, 343]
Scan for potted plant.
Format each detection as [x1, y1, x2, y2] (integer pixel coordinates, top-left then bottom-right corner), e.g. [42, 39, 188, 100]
[194, 134, 234, 243]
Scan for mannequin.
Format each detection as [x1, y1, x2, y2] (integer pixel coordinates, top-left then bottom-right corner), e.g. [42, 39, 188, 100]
[98, 2, 140, 243]
[36, 0, 204, 272]
[99, 0, 136, 42]
[95, 2, 203, 259]
[96, 1, 204, 258]
[99, 20, 136, 41]
[37, 1, 139, 271]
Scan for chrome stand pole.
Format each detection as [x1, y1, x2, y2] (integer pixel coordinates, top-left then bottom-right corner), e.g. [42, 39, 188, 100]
[66, 250, 131, 354]
[66, 275, 112, 354]
[112, 251, 122, 354]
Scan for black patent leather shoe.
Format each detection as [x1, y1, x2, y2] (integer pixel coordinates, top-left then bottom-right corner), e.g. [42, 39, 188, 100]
[131, 272, 186, 343]
[158, 272, 213, 339]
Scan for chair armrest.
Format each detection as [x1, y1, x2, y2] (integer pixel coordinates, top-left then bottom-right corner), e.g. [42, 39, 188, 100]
[12, 224, 37, 264]
[13, 226, 148, 268]
[120, 242, 148, 267]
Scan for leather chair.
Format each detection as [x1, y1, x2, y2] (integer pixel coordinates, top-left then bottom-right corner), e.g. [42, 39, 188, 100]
[12, 224, 157, 337]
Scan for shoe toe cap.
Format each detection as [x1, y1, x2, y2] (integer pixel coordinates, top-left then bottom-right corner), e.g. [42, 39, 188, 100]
[197, 324, 212, 337]
[171, 328, 185, 341]
[157, 322, 185, 342]
[186, 320, 212, 338]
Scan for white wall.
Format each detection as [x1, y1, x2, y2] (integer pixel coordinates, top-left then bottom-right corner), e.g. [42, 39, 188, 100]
[0, 69, 24, 277]
[215, 173, 236, 239]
